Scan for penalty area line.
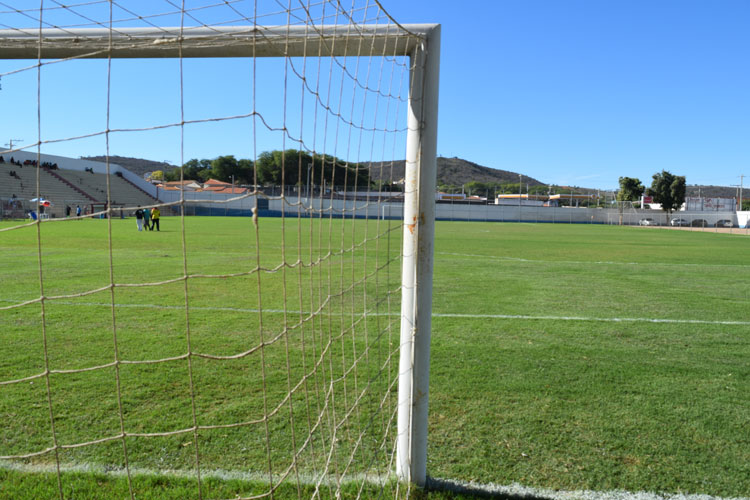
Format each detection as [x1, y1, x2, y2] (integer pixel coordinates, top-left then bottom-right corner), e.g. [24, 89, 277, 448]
[1, 299, 748, 326]
[438, 251, 750, 269]
[433, 313, 750, 326]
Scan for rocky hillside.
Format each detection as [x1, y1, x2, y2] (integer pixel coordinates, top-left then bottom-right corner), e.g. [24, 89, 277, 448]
[685, 185, 741, 198]
[368, 157, 543, 187]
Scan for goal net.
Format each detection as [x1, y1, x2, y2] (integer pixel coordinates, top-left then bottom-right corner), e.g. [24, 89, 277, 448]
[0, 2, 439, 499]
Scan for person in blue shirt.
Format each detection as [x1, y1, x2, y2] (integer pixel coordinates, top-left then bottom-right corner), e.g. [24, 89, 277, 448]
[143, 207, 152, 230]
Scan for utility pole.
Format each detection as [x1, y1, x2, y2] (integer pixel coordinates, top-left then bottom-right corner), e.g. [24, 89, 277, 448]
[518, 174, 522, 223]
[740, 175, 745, 212]
[5, 138, 23, 151]
[307, 162, 313, 207]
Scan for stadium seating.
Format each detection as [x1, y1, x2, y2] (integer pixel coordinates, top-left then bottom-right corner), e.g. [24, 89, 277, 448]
[0, 162, 156, 218]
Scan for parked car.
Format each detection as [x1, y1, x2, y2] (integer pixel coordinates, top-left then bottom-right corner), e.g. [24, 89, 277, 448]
[691, 219, 708, 227]
[639, 218, 657, 226]
[670, 218, 689, 227]
[715, 219, 733, 228]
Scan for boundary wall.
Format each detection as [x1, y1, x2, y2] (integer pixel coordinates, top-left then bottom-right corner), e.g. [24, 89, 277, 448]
[155, 191, 742, 227]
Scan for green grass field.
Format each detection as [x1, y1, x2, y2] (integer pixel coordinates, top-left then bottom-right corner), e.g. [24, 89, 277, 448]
[1, 217, 748, 499]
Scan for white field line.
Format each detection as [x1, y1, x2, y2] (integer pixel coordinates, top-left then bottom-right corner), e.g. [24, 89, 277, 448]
[428, 477, 750, 500]
[1, 461, 746, 500]
[433, 313, 750, 326]
[2, 299, 750, 326]
[0, 460, 392, 488]
[438, 251, 750, 269]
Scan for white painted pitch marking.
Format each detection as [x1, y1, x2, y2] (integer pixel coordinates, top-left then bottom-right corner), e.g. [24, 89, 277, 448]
[432, 313, 750, 326]
[0, 462, 746, 500]
[0, 460, 391, 488]
[2, 299, 749, 326]
[438, 251, 750, 269]
[428, 477, 750, 500]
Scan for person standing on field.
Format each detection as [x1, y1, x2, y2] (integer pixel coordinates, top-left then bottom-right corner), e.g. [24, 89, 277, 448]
[76, 205, 81, 218]
[143, 207, 152, 230]
[134, 206, 144, 231]
[151, 206, 161, 231]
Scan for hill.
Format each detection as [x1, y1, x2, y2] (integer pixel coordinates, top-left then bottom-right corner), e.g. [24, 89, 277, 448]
[82, 155, 742, 200]
[368, 157, 544, 188]
[685, 185, 740, 198]
[81, 155, 171, 178]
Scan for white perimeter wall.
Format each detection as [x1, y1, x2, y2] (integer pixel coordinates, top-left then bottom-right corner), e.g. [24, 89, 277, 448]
[153, 192, 742, 226]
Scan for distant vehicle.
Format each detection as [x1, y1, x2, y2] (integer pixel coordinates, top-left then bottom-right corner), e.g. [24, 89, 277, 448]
[715, 219, 733, 228]
[639, 218, 657, 226]
[670, 218, 689, 227]
[691, 219, 708, 227]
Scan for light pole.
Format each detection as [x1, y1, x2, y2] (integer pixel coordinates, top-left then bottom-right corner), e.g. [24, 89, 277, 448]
[518, 174, 522, 223]
[307, 162, 313, 208]
[4, 138, 23, 151]
[740, 175, 745, 212]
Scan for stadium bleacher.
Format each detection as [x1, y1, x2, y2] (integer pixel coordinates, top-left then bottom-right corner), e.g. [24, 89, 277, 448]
[0, 158, 157, 219]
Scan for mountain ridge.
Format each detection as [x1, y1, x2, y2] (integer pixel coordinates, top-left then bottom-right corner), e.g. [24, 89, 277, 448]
[82, 154, 742, 198]
[368, 157, 544, 188]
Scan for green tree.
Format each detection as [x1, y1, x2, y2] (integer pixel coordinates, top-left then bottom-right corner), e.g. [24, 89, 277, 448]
[210, 155, 255, 184]
[255, 149, 372, 190]
[617, 177, 644, 202]
[464, 181, 488, 197]
[150, 170, 164, 181]
[255, 149, 296, 186]
[648, 170, 686, 223]
[165, 158, 212, 182]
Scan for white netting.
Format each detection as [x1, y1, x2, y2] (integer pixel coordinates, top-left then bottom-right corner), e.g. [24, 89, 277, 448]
[0, 2, 431, 499]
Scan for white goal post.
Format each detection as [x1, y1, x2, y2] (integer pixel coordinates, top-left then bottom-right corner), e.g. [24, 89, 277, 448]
[0, 21, 440, 488]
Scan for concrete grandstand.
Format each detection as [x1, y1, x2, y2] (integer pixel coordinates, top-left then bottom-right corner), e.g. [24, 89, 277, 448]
[1, 150, 158, 219]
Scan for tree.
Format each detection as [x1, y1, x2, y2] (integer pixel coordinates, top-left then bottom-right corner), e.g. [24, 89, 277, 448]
[165, 158, 212, 182]
[617, 177, 644, 202]
[150, 170, 164, 181]
[648, 170, 686, 224]
[209, 155, 254, 184]
[464, 181, 488, 197]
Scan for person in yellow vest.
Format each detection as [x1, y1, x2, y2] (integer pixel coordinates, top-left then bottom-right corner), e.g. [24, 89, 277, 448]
[151, 206, 160, 231]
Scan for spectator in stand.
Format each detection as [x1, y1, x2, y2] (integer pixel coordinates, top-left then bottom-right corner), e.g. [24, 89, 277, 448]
[143, 207, 152, 230]
[76, 205, 82, 218]
[66, 205, 71, 217]
[151, 206, 161, 231]
[134, 206, 145, 231]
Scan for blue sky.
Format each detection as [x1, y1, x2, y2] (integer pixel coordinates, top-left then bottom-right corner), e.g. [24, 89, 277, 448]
[386, 0, 750, 189]
[1, 0, 749, 190]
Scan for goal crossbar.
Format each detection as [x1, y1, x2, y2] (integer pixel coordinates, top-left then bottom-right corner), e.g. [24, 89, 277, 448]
[0, 24, 435, 59]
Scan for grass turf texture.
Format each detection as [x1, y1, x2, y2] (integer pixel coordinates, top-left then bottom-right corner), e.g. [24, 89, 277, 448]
[1, 218, 749, 499]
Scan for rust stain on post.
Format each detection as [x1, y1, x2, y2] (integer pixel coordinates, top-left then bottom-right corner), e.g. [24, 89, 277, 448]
[407, 215, 417, 234]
